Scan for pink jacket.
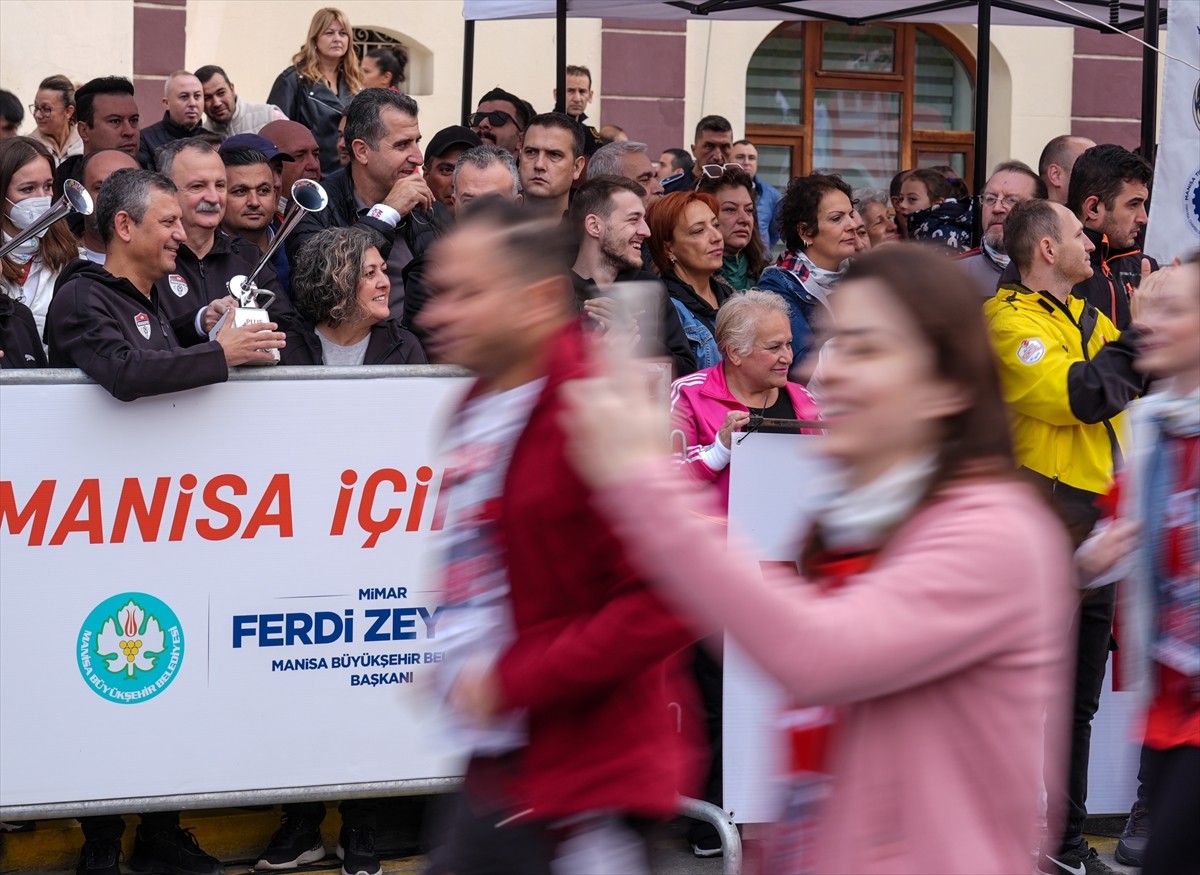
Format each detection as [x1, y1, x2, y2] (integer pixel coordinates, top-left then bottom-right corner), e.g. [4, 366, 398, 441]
[670, 364, 821, 510]
[597, 467, 1074, 874]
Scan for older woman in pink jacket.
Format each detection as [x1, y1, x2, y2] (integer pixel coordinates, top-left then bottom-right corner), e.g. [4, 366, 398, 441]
[564, 246, 1074, 874]
[670, 289, 821, 513]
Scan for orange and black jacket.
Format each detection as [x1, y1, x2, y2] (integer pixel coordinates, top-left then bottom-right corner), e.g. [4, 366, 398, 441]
[1071, 227, 1158, 330]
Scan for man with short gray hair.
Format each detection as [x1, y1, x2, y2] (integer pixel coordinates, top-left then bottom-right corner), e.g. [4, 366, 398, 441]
[956, 160, 1046, 297]
[46, 168, 283, 401]
[453, 143, 522, 210]
[586, 141, 663, 207]
[137, 71, 205, 170]
[288, 88, 437, 320]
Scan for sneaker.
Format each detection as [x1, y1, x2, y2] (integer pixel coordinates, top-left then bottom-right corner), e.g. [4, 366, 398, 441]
[336, 825, 381, 875]
[691, 834, 723, 858]
[76, 839, 121, 875]
[128, 826, 224, 875]
[1115, 800, 1150, 866]
[1038, 839, 1119, 875]
[255, 813, 325, 869]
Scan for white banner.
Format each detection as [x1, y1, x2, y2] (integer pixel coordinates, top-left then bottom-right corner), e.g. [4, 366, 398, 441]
[0, 375, 473, 809]
[724, 434, 1140, 821]
[1144, 3, 1200, 264]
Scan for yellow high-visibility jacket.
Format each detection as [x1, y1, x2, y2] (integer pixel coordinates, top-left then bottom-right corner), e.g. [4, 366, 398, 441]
[983, 282, 1144, 495]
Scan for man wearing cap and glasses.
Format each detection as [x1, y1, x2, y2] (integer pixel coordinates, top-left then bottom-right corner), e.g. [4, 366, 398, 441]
[287, 88, 437, 322]
[468, 87, 529, 155]
[424, 125, 482, 212]
[662, 115, 735, 194]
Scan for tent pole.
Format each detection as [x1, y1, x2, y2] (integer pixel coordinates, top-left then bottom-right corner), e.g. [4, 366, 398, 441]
[972, 0, 991, 246]
[555, 0, 568, 113]
[1139, 0, 1160, 162]
[461, 18, 476, 124]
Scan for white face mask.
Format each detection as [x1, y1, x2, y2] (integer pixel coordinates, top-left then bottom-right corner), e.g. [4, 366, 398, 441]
[5, 195, 53, 235]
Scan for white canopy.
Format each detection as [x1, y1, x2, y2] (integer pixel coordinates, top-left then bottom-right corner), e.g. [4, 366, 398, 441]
[462, 0, 1157, 30]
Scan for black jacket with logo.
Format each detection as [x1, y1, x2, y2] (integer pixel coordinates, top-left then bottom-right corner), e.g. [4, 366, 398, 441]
[152, 229, 292, 341]
[278, 316, 428, 366]
[46, 259, 227, 401]
[0, 295, 47, 369]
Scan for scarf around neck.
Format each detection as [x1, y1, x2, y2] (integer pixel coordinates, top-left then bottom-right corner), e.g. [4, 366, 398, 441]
[720, 251, 753, 291]
[776, 249, 845, 301]
[982, 236, 1011, 269]
[815, 454, 938, 553]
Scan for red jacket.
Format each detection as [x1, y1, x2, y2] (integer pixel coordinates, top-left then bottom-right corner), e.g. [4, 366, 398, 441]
[486, 321, 702, 820]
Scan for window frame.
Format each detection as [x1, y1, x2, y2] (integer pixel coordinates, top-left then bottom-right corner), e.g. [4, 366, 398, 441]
[746, 23, 976, 188]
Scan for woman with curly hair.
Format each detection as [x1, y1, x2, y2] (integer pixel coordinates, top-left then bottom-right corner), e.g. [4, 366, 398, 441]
[268, 7, 363, 176]
[757, 172, 859, 364]
[281, 226, 426, 365]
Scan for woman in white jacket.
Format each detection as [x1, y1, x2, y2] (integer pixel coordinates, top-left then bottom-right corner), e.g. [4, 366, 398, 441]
[1079, 253, 1200, 875]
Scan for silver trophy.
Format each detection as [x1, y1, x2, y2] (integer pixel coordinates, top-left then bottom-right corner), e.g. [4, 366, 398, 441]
[209, 178, 328, 365]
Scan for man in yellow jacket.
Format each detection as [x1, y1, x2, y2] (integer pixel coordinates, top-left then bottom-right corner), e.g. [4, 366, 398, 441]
[984, 198, 1146, 875]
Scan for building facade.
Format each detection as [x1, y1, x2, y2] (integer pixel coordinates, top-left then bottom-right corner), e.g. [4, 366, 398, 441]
[0, 0, 1154, 194]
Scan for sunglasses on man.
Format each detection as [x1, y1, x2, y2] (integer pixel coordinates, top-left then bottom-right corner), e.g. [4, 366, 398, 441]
[467, 110, 523, 131]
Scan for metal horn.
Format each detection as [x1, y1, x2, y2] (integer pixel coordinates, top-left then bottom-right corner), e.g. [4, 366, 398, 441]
[228, 179, 328, 305]
[0, 179, 93, 260]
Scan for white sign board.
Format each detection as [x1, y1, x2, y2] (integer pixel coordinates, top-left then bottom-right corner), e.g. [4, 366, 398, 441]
[724, 433, 1140, 822]
[0, 376, 472, 809]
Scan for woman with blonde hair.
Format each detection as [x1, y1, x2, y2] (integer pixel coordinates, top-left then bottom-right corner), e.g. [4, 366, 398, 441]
[268, 7, 362, 176]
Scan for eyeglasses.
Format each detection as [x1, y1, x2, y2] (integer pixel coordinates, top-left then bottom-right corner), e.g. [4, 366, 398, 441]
[701, 163, 742, 179]
[979, 194, 1023, 209]
[28, 103, 58, 117]
[467, 110, 522, 131]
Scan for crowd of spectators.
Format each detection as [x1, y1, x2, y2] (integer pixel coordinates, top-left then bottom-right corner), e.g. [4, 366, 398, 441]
[0, 7, 1194, 875]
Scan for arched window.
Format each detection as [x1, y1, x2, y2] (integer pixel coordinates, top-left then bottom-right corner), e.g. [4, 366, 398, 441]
[745, 23, 975, 194]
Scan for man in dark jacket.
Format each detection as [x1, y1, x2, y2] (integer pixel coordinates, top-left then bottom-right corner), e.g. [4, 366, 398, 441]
[136, 71, 205, 170]
[287, 89, 437, 322]
[153, 138, 291, 334]
[1066, 143, 1156, 330]
[46, 168, 282, 401]
[418, 200, 700, 874]
[569, 176, 695, 377]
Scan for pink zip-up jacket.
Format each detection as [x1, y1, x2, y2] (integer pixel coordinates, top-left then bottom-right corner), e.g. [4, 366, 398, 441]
[596, 465, 1074, 874]
[670, 364, 821, 510]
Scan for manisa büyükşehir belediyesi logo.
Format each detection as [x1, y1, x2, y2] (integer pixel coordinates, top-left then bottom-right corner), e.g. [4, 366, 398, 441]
[77, 593, 184, 704]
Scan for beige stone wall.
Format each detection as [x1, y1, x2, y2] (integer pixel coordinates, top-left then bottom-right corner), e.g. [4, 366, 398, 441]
[1, 0, 135, 135]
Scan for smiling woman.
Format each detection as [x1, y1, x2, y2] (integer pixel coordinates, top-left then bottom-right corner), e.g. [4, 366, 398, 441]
[281, 225, 426, 366]
[560, 245, 1073, 875]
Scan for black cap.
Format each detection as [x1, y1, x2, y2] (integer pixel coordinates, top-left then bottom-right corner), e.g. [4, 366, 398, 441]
[425, 125, 482, 161]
